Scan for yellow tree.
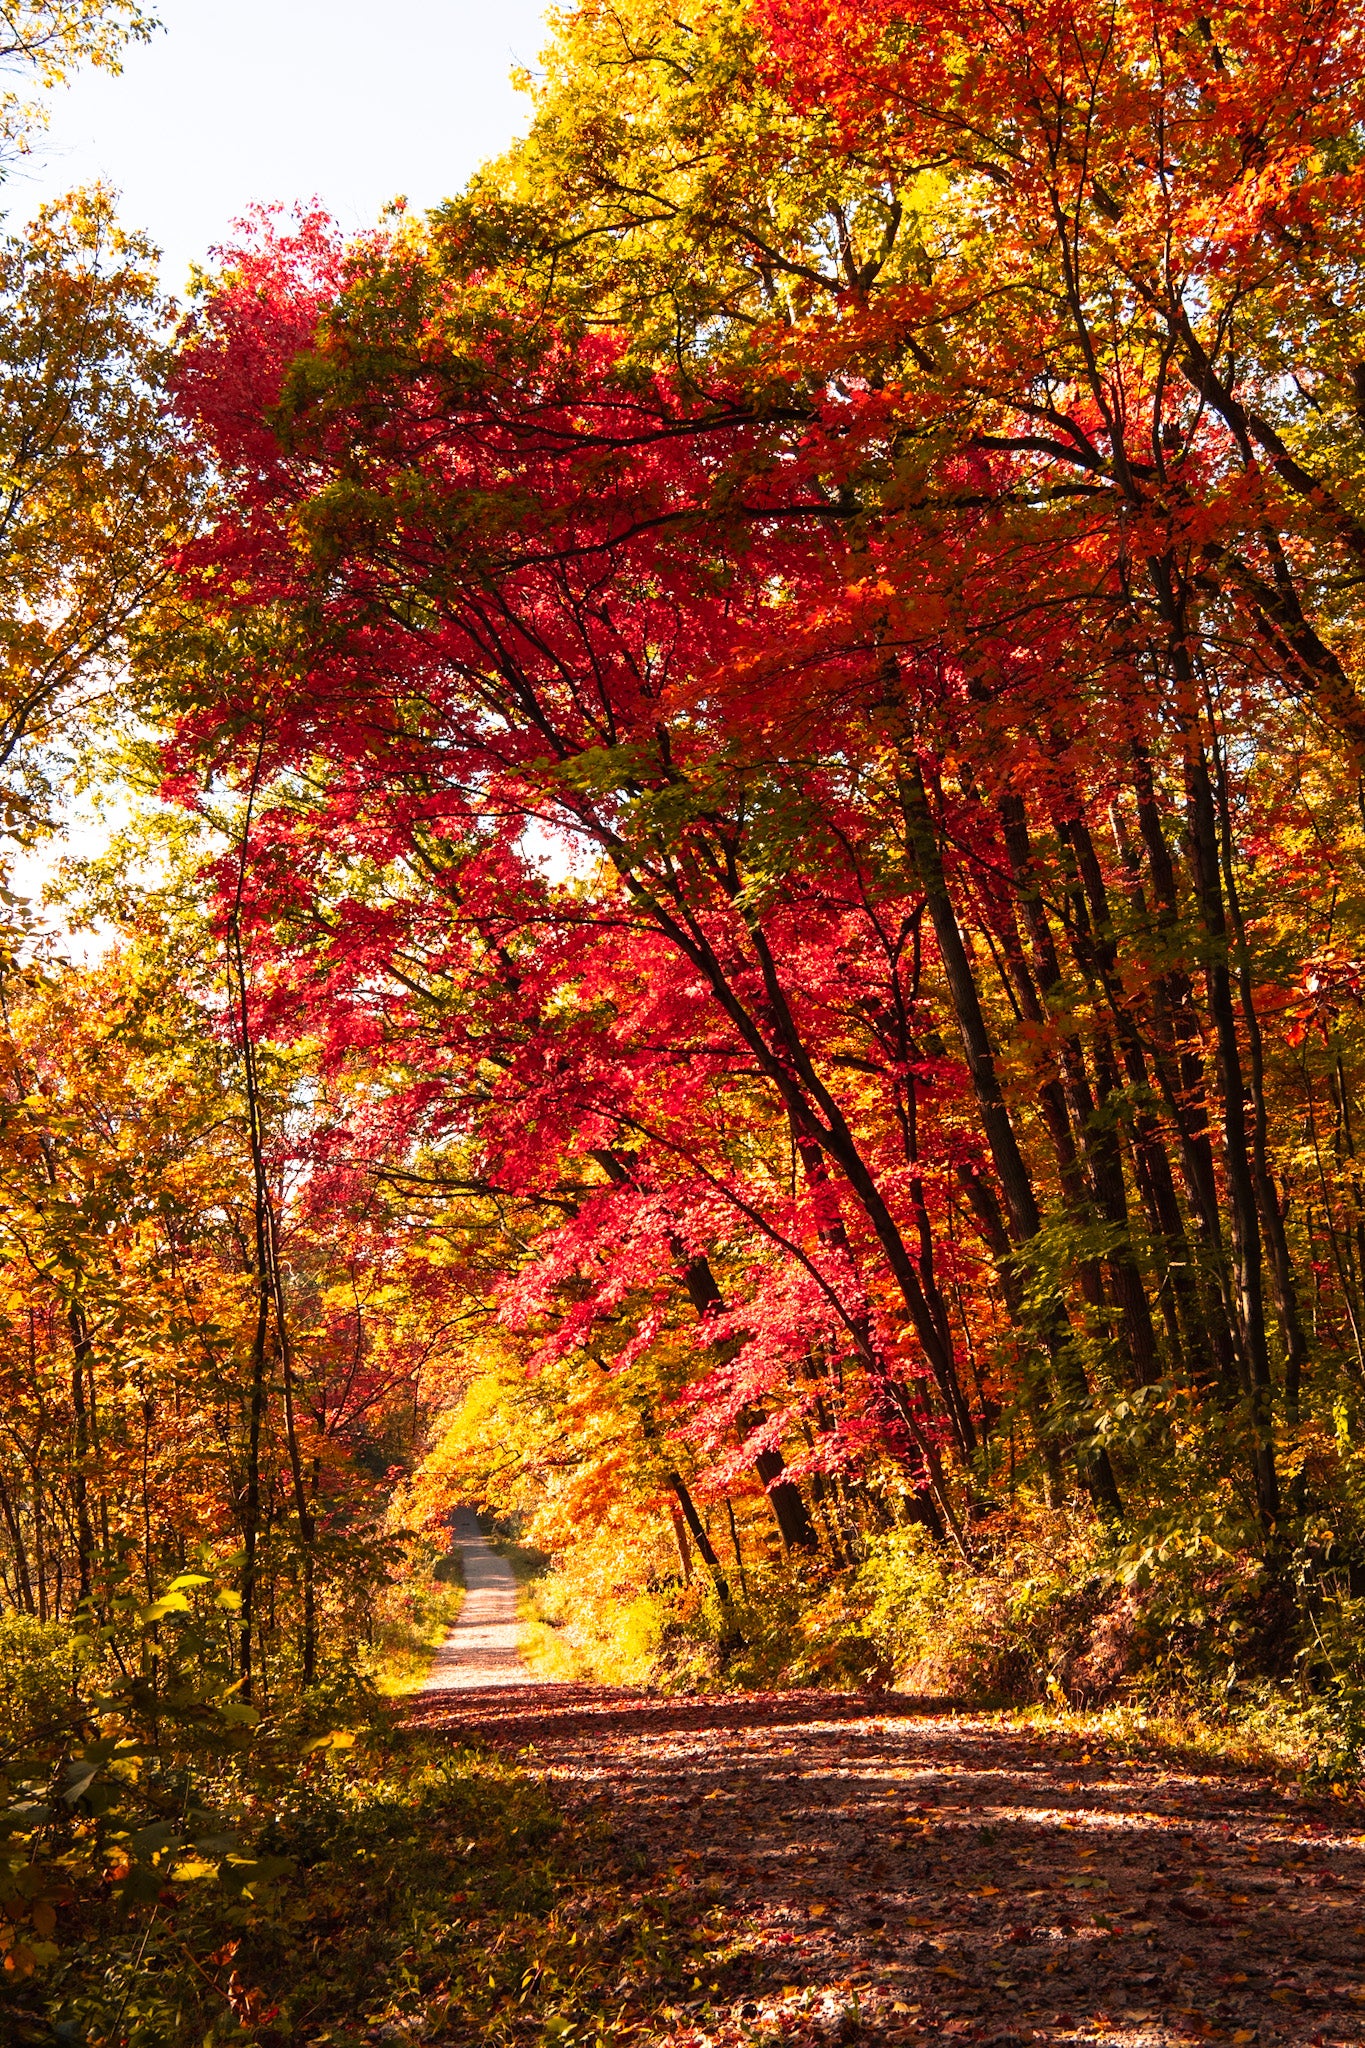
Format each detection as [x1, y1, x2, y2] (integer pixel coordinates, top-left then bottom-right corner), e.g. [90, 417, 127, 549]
[0, 188, 193, 829]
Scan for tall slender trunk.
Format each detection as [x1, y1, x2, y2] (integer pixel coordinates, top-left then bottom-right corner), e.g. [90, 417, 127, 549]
[276, 1301, 317, 1687]
[668, 1500, 694, 1583]
[900, 761, 1122, 1516]
[0, 1470, 35, 1614]
[67, 1306, 95, 1606]
[1000, 794, 1160, 1386]
[230, 746, 272, 1696]
[788, 1118, 959, 1534]
[1211, 738, 1310, 1428]
[639, 1389, 732, 1604]
[949, 1144, 1065, 1505]
[1146, 553, 1279, 1524]
[725, 1499, 750, 1599]
[1126, 744, 1244, 1389]
[266, 1197, 316, 1687]
[668, 1472, 732, 1605]
[229, 738, 317, 1688]
[32, 1460, 46, 1623]
[1182, 733, 1280, 1525]
[238, 1190, 269, 1699]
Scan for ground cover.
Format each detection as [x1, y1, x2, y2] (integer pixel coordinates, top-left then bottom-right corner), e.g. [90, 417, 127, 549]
[9, 1655, 1362, 2046]
[402, 1685, 1365, 2048]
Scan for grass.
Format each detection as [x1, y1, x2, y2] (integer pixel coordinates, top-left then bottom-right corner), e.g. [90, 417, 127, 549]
[367, 1561, 465, 1697]
[480, 1527, 551, 1584]
[1001, 1693, 1326, 1787]
[10, 1714, 752, 2048]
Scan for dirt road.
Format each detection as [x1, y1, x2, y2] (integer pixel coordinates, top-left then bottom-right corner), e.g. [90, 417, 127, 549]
[407, 1681, 1365, 2047]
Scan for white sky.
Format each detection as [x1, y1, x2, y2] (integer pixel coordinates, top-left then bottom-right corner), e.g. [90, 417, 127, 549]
[11, 0, 552, 291]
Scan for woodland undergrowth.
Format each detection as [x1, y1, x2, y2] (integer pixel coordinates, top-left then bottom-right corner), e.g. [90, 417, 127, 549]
[506, 1503, 1365, 1792]
[0, 1544, 469, 2040]
[0, 1583, 762, 2048]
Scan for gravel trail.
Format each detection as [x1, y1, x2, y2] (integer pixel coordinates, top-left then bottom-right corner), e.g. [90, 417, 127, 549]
[420, 1509, 529, 1691]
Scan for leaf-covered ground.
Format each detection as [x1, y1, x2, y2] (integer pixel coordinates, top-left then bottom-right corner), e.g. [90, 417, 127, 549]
[405, 1685, 1365, 2048]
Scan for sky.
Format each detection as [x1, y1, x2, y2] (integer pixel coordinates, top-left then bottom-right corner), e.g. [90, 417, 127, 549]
[12, 0, 552, 292]
[7, 0, 553, 926]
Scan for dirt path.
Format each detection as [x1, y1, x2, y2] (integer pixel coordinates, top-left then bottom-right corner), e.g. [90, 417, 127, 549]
[420, 1510, 528, 1691]
[407, 1682, 1365, 2047]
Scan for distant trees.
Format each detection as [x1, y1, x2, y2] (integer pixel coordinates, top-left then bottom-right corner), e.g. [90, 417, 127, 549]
[0, 5, 449, 1678]
[0, 912, 453, 1689]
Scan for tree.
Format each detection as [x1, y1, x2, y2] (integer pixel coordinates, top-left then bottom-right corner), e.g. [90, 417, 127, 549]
[0, 189, 192, 834]
[147, 0, 1365, 1609]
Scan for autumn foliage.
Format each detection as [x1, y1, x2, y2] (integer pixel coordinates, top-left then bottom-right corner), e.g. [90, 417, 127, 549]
[10, 0, 1365, 1787]
[13, 0, 1365, 2033]
[131, 0, 1365, 1645]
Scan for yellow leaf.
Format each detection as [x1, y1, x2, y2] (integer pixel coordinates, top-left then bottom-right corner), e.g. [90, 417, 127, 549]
[140, 1590, 191, 1622]
[307, 1728, 357, 1752]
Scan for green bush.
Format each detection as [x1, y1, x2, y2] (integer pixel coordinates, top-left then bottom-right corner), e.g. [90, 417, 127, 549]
[0, 1615, 90, 1764]
[365, 1542, 464, 1693]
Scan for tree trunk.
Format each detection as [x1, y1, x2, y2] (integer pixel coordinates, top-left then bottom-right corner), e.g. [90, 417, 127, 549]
[67, 1306, 95, 1606]
[900, 761, 1122, 1517]
[591, 1147, 822, 1550]
[668, 1471, 732, 1605]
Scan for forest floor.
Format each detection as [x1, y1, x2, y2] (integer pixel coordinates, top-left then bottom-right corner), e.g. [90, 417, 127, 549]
[404, 1681, 1365, 2048]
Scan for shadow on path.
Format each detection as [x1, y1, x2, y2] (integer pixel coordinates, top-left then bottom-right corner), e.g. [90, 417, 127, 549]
[408, 1683, 1365, 2047]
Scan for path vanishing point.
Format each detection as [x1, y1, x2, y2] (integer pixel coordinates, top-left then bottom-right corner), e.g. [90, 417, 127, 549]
[420, 1506, 529, 1691]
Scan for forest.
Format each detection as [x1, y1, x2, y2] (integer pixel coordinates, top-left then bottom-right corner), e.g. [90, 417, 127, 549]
[3, 0, 1365, 2042]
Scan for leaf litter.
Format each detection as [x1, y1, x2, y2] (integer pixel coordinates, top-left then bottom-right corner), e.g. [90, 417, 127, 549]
[406, 1683, 1365, 2048]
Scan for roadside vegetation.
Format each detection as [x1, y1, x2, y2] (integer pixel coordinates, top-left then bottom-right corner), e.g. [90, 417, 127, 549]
[0, 1581, 769, 2048]
[490, 1504, 1360, 1789]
